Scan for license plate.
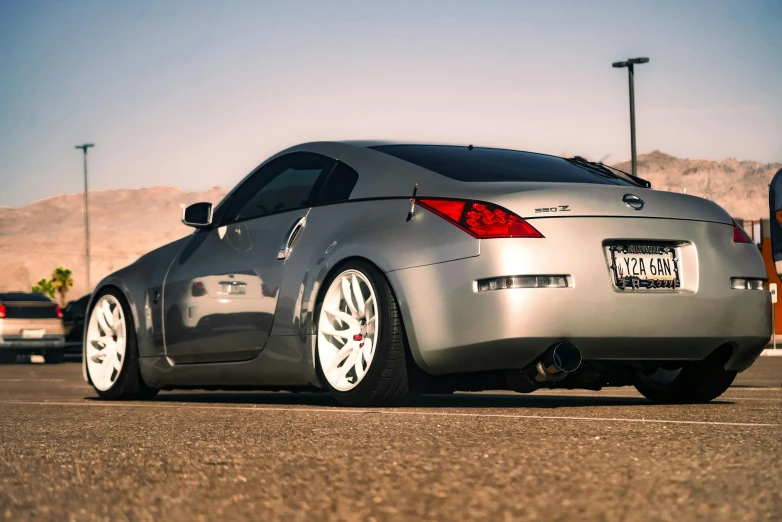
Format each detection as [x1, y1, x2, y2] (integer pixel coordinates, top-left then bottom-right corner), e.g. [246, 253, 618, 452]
[609, 244, 680, 289]
[22, 329, 45, 339]
[219, 282, 247, 295]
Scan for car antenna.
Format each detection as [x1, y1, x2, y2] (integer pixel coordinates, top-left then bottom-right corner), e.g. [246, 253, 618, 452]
[406, 183, 418, 222]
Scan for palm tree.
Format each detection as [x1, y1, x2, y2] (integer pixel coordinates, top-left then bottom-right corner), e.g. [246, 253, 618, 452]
[50, 266, 74, 307]
[31, 278, 56, 300]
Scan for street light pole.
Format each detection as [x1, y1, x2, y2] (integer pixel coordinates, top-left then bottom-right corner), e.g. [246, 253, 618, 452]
[612, 57, 649, 179]
[75, 144, 94, 292]
[628, 63, 637, 177]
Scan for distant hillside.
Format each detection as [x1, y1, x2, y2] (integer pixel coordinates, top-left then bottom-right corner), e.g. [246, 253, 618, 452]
[612, 151, 782, 220]
[1, 151, 780, 298]
[0, 186, 228, 298]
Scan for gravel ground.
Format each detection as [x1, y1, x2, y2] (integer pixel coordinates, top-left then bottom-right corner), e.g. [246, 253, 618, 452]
[0, 358, 780, 521]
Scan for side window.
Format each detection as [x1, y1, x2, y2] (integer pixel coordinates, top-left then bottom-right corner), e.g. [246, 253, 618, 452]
[220, 152, 336, 224]
[315, 162, 359, 205]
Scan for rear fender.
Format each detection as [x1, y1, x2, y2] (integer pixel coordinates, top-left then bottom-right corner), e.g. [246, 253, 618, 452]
[270, 198, 480, 338]
[270, 199, 481, 382]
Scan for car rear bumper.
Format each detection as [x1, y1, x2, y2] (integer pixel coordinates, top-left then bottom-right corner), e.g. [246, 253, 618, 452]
[63, 341, 84, 355]
[0, 336, 67, 353]
[387, 218, 771, 375]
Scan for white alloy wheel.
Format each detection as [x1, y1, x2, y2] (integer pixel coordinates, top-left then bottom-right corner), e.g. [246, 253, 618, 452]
[318, 269, 379, 392]
[86, 294, 127, 392]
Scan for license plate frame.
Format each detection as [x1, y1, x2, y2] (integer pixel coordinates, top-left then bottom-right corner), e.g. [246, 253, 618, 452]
[219, 281, 247, 296]
[608, 243, 680, 290]
[21, 329, 46, 339]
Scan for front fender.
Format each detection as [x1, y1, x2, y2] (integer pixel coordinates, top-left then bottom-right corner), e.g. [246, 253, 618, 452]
[82, 238, 186, 384]
[81, 273, 144, 384]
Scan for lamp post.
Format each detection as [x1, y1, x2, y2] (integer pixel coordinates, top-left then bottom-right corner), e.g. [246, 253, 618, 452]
[612, 57, 649, 178]
[75, 143, 94, 292]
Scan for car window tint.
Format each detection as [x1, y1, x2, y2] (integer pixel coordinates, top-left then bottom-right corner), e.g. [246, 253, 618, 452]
[315, 162, 359, 205]
[220, 152, 335, 224]
[238, 167, 322, 217]
[371, 145, 634, 186]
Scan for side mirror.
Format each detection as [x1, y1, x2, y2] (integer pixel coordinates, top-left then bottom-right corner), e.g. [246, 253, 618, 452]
[182, 202, 213, 228]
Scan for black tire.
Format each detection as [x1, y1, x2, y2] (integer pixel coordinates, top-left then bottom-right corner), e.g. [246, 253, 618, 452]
[87, 288, 159, 401]
[315, 261, 415, 407]
[634, 345, 737, 404]
[0, 353, 16, 364]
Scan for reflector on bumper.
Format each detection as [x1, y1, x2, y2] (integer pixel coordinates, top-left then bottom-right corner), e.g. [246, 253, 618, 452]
[730, 278, 765, 290]
[476, 275, 569, 292]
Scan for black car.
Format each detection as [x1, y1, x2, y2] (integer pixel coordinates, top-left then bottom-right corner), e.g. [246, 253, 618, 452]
[62, 294, 91, 359]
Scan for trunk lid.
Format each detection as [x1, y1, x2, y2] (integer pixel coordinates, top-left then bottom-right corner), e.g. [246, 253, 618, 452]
[430, 182, 733, 224]
[2, 301, 60, 319]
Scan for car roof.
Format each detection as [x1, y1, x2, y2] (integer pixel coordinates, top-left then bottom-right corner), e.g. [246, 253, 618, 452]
[337, 140, 519, 149]
[334, 140, 562, 158]
[0, 292, 53, 303]
[278, 141, 579, 200]
[273, 141, 459, 199]
[218, 140, 585, 205]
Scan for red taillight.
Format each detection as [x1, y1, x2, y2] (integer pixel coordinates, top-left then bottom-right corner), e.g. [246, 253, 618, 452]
[191, 281, 207, 297]
[417, 199, 544, 238]
[0, 304, 5, 319]
[55, 305, 63, 319]
[733, 220, 752, 244]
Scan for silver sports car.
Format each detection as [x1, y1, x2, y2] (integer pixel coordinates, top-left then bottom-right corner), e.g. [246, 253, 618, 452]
[82, 141, 771, 405]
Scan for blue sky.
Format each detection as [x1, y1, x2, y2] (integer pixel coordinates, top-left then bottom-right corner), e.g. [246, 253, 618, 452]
[1, 0, 780, 207]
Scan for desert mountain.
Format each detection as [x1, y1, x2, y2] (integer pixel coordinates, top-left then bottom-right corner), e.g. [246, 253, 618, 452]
[613, 151, 781, 220]
[0, 186, 228, 299]
[1, 151, 780, 299]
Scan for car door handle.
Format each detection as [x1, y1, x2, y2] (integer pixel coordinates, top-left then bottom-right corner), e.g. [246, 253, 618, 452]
[278, 217, 307, 260]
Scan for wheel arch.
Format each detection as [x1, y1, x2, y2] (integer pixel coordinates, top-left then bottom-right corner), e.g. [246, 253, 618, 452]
[81, 279, 141, 386]
[308, 255, 425, 383]
[312, 255, 383, 312]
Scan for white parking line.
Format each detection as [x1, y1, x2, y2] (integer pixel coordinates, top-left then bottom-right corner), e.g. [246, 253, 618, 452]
[719, 397, 782, 401]
[8, 394, 782, 402]
[0, 400, 778, 428]
[0, 379, 65, 382]
[531, 392, 782, 401]
[551, 394, 782, 402]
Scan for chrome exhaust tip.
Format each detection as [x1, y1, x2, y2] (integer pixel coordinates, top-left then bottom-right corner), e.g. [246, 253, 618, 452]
[533, 342, 582, 382]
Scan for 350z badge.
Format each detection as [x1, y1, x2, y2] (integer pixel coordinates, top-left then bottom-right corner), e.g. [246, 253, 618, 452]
[535, 205, 571, 213]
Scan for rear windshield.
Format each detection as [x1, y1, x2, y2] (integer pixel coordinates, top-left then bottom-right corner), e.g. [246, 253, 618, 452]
[0, 292, 53, 302]
[2, 304, 59, 319]
[371, 145, 634, 186]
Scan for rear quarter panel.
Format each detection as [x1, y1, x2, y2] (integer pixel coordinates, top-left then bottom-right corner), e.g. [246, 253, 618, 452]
[270, 198, 481, 338]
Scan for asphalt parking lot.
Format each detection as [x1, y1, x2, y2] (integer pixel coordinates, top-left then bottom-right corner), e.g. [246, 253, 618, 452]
[1, 358, 780, 521]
